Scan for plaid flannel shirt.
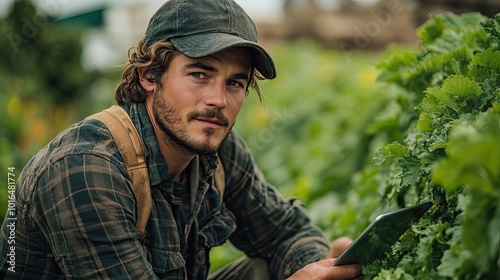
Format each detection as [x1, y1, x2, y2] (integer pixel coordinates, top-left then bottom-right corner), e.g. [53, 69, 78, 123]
[0, 102, 329, 279]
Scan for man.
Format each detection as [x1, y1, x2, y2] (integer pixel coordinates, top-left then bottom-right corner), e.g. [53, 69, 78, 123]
[0, 0, 363, 279]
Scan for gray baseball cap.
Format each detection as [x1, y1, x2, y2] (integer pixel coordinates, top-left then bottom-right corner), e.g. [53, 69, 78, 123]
[144, 0, 277, 79]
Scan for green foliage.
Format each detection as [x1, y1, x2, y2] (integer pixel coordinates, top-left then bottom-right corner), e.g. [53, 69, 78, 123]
[236, 40, 388, 201]
[433, 108, 500, 279]
[1, 3, 498, 278]
[214, 13, 500, 277]
[340, 12, 500, 279]
[0, 1, 98, 105]
[0, 1, 109, 220]
[481, 13, 500, 51]
[211, 41, 393, 271]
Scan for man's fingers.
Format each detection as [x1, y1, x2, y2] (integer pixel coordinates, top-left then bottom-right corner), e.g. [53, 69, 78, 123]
[288, 258, 363, 280]
[318, 258, 363, 280]
[337, 262, 363, 279]
[319, 258, 335, 266]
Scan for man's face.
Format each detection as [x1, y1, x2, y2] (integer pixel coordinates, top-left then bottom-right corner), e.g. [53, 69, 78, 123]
[147, 47, 252, 155]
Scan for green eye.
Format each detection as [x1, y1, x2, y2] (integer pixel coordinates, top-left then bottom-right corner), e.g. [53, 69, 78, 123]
[191, 72, 206, 79]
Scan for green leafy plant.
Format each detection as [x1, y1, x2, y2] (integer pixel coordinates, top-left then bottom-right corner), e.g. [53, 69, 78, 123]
[349, 12, 500, 279]
[2, 3, 498, 278]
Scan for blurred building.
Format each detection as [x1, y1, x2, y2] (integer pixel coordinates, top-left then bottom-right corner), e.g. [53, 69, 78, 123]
[263, 0, 500, 49]
[3, 0, 497, 70]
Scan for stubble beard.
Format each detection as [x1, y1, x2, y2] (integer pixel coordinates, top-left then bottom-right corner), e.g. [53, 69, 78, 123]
[153, 94, 233, 156]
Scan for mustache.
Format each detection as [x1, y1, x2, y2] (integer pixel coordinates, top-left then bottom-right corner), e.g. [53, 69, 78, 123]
[187, 109, 229, 126]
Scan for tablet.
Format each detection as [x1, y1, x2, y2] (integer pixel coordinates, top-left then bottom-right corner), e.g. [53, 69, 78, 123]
[332, 201, 433, 266]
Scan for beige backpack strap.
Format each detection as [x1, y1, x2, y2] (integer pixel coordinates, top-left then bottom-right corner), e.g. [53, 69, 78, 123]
[87, 105, 152, 238]
[214, 155, 225, 200]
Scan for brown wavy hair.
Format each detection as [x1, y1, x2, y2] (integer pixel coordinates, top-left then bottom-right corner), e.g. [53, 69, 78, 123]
[115, 38, 264, 105]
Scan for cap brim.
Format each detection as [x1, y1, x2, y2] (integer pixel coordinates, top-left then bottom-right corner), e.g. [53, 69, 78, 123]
[171, 33, 276, 79]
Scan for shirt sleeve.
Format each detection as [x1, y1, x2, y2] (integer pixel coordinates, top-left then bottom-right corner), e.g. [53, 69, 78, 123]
[219, 131, 330, 280]
[32, 153, 159, 279]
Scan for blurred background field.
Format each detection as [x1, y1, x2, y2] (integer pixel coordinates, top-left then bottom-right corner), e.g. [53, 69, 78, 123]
[1, 0, 499, 278]
[0, 0, 421, 225]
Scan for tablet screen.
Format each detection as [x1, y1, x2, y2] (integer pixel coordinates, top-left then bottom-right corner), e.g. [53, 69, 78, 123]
[333, 201, 433, 266]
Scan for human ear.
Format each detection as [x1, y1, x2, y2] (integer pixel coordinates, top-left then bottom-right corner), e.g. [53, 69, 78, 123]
[138, 69, 156, 93]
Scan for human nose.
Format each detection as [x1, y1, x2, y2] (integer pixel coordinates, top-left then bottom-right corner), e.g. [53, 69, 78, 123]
[204, 83, 227, 108]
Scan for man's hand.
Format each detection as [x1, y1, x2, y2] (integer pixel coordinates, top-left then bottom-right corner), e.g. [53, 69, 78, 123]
[287, 237, 363, 280]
